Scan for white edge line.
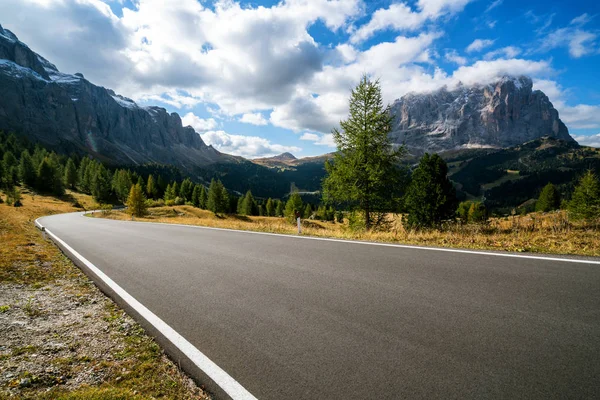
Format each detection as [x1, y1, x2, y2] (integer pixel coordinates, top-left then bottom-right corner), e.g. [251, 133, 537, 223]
[35, 217, 258, 400]
[78, 212, 600, 265]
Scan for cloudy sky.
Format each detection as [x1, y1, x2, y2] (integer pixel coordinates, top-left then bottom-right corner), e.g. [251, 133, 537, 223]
[2, 0, 600, 157]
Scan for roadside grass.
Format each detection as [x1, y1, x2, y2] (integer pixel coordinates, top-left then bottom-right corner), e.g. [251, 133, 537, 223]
[0, 187, 210, 399]
[92, 205, 600, 257]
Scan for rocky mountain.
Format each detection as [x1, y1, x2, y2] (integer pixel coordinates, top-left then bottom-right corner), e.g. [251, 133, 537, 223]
[389, 76, 574, 154]
[0, 24, 232, 169]
[252, 152, 333, 169]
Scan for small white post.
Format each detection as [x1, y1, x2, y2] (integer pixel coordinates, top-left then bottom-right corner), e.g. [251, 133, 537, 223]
[297, 217, 302, 234]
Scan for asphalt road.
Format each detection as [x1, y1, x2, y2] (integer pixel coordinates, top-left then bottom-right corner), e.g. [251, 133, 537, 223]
[38, 212, 600, 399]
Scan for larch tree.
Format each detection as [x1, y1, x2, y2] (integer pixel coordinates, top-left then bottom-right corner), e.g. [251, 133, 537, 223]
[126, 183, 147, 217]
[568, 171, 600, 222]
[536, 182, 560, 212]
[322, 75, 405, 230]
[265, 198, 275, 217]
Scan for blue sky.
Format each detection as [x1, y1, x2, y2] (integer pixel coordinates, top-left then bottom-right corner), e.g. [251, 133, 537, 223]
[2, 0, 600, 157]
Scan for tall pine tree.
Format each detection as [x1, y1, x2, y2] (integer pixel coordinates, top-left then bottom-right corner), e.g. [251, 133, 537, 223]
[322, 75, 405, 230]
[568, 171, 600, 222]
[536, 182, 560, 212]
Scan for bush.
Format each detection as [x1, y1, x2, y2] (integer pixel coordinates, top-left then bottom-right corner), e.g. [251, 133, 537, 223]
[336, 211, 344, 224]
[347, 211, 366, 232]
[146, 198, 165, 208]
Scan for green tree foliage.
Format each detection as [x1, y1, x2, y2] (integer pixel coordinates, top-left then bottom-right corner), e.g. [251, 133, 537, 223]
[3, 151, 18, 186]
[112, 169, 133, 204]
[92, 164, 112, 203]
[36, 157, 64, 196]
[126, 183, 147, 217]
[191, 184, 201, 207]
[19, 150, 36, 186]
[207, 179, 229, 214]
[403, 153, 458, 229]
[336, 210, 344, 224]
[303, 203, 313, 219]
[199, 185, 208, 209]
[468, 202, 487, 223]
[63, 158, 78, 189]
[275, 199, 284, 217]
[456, 201, 472, 223]
[240, 190, 256, 216]
[265, 198, 275, 217]
[568, 171, 600, 221]
[163, 183, 175, 201]
[536, 182, 560, 212]
[179, 178, 194, 203]
[322, 75, 405, 230]
[146, 175, 157, 199]
[284, 193, 303, 222]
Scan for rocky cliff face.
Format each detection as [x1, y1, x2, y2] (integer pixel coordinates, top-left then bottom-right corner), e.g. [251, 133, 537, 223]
[0, 24, 228, 168]
[389, 76, 574, 154]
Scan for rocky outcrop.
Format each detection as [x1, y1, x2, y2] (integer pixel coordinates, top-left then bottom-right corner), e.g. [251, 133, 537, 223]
[389, 76, 574, 154]
[0, 24, 228, 168]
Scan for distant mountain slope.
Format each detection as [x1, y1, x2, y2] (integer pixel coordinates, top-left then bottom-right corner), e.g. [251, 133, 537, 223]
[390, 76, 574, 154]
[446, 137, 600, 211]
[252, 152, 333, 169]
[0, 24, 233, 169]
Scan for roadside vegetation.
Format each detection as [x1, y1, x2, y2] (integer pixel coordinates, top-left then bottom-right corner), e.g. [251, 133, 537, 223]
[0, 189, 209, 398]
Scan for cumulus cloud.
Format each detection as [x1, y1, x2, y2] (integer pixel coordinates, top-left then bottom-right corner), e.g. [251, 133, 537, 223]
[483, 46, 521, 60]
[300, 132, 336, 146]
[572, 133, 600, 148]
[201, 130, 301, 158]
[466, 39, 495, 53]
[181, 112, 218, 132]
[444, 49, 467, 65]
[239, 113, 268, 126]
[351, 0, 473, 43]
[536, 15, 598, 58]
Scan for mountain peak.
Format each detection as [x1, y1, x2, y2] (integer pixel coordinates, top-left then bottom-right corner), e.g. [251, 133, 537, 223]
[389, 75, 573, 154]
[273, 152, 297, 161]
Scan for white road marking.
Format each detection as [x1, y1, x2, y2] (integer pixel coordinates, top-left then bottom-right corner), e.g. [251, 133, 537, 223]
[35, 218, 258, 400]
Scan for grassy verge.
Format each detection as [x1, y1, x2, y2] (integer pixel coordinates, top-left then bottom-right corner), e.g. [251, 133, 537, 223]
[91, 205, 600, 257]
[0, 188, 210, 399]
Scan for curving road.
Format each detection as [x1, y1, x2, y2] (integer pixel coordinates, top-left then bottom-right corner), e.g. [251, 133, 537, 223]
[38, 212, 600, 399]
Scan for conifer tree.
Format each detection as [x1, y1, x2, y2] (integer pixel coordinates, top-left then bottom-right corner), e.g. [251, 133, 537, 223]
[536, 183, 560, 212]
[199, 185, 208, 209]
[91, 164, 112, 202]
[180, 178, 193, 203]
[171, 181, 179, 198]
[568, 171, 600, 222]
[284, 193, 303, 222]
[146, 175, 157, 199]
[191, 184, 201, 207]
[467, 202, 487, 223]
[265, 198, 275, 217]
[303, 203, 313, 219]
[322, 75, 405, 230]
[63, 158, 78, 189]
[403, 153, 457, 229]
[207, 179, 228, 214]
[126, 183, 147, 217]
[19, 150, 36, 186]
[164, 183, 174, 201]
[3, 151, 17, 186]
[241, 190, 255, 215]
[237, 195, 244, 214]
[275, 199, 284, 217]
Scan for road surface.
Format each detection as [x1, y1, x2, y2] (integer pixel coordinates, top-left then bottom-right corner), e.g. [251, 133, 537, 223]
[37, 212, 600, 399]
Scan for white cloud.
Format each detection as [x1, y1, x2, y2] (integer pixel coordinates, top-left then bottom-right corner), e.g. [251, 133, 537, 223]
[572, 133, 600, 148]
[181, 112, 218, 132]
[239, 113, 268, 126]
[444, 49, 467, 65]
[570, 13, 592, 26]
[350, 0, 473, 44]
[201, 130, 301, 158]
[485, 0, 503, 13]
[538, 20, 598, 58]
[466, 39, 495, 53]
[483, 46, 521, 60]
[300, 132, 336, 147]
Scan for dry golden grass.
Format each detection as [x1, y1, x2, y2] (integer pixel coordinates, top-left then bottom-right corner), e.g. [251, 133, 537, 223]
[92, 205, 600, 257]
[0, 188, 210, 399]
